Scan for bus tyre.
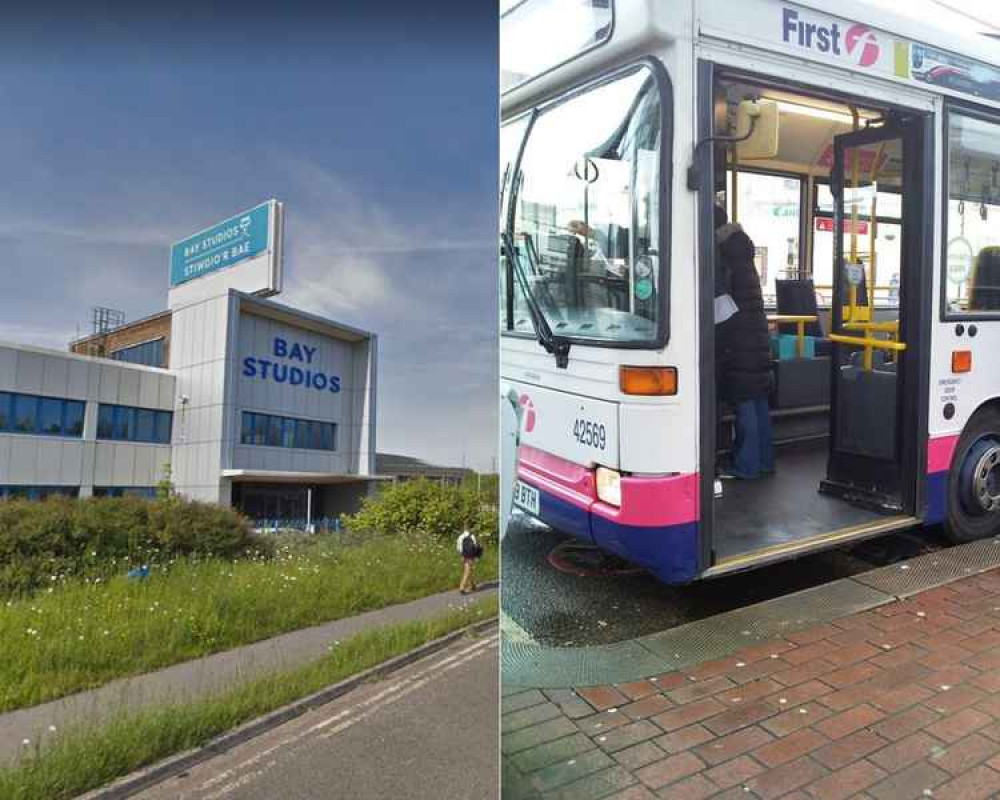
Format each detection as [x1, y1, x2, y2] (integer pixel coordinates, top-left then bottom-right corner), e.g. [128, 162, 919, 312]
[947, 408, 1000, 544]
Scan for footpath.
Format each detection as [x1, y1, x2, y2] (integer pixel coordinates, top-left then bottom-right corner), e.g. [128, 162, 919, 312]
[0, 582, 497, 767]
[502, 569, 1000, 799]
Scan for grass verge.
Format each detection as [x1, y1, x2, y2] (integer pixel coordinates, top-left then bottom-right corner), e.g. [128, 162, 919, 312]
[0, 533, 497, 712]
[0, 594, 497, 800]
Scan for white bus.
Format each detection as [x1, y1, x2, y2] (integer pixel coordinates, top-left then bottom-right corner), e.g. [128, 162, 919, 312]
[500, 0, 1000, 583]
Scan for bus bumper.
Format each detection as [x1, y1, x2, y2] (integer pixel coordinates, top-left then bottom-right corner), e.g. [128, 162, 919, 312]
[516, 445, 701, 584]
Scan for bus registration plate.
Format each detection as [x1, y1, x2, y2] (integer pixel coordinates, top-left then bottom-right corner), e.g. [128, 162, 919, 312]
[513, 481, 540, 515]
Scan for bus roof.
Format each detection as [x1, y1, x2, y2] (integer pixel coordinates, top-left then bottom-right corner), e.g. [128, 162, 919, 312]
[502, 0, 1000, 117]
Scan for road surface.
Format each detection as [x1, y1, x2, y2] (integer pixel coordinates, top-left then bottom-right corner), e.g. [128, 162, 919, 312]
[133, 629, 499, 800]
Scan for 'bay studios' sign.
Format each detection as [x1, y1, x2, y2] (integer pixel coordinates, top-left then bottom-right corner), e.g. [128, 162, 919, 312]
[243, 337, 341, 393]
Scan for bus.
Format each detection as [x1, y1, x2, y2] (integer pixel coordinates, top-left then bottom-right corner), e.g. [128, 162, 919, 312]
[500, 0, 1000, 583]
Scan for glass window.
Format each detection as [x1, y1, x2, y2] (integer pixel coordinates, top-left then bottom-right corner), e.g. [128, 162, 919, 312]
[945, 111, 1000, 315]
[509, 65, 663, 344]
[282, 418, 297, 449]
[266, 415, 283, 447]
[13, 395, 37, 433]
[294, 419, 310, 450]
[135, 409, 156, 443]
[113, 406, 135, 441]
[320, 423, 337, 451]
[725, 172, 802, 307]
[155, 411, 172, 444]
[500, 0, 613, 93]
[241, 412, 253, 445]
[64, 401, 85, 437]
[111, 339, 166, 368]
[0, 392, 10, 430]
[97, 405, 115, 439]
[39, 397, 63, 435]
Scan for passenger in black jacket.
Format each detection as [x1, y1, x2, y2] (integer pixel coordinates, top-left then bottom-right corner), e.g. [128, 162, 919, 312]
[715, 205, 775, 479]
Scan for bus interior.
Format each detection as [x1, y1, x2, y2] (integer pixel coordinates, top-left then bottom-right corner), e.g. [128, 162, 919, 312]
[710, 73, 921, 564]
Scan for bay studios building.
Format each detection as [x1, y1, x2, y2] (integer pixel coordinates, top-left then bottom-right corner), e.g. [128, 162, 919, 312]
[0, 200, 378, 523]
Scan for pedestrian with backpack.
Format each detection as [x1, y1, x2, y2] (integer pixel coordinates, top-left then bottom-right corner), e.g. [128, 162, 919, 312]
[457, 529, 482, 595]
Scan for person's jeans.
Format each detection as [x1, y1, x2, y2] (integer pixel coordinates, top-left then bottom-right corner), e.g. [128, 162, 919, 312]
[731, 396, 775, 479]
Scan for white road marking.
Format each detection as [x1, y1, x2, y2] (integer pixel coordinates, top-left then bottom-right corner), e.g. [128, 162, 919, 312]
[196, 635, 497, 799]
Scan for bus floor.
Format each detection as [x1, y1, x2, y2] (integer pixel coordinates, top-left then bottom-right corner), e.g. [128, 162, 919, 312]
[714, 438, 884, 561]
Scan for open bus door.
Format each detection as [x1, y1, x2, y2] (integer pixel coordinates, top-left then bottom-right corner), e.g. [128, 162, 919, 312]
[821, 117, 930, 516]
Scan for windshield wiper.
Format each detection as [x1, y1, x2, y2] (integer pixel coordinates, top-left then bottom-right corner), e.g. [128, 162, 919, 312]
[502, 231, 571, 369]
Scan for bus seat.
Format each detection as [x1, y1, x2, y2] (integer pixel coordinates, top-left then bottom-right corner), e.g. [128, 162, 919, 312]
[771, 356, 830, 409]
[775, 279, 831, 357]
[835, 365, 897, 460]
[969, 246, 1000, 311]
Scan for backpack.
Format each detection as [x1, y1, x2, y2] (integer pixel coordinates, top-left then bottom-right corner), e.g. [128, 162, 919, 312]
[461, 533, 482, 559]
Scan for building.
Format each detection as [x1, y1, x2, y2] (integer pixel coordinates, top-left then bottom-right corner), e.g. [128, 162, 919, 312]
[0, 200, 378, 523]
[375, 453, 474, 485]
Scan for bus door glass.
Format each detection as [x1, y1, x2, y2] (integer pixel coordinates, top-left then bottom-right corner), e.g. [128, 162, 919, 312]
[823, 123, 910, 510]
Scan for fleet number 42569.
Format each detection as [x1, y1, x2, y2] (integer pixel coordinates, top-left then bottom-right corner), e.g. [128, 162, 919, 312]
[573, 419, 606, 450]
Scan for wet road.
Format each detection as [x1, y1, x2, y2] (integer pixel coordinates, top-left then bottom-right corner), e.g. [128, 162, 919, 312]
[502, 511, 950, 647]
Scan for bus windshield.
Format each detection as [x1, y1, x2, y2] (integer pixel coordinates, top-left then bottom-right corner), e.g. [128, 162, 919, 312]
[507, 66, 663, 345]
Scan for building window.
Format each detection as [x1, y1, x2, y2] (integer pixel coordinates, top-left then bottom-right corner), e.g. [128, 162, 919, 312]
[110, 338, 166, 368]
[0, 393, 86, 438]
[0, 485, 80, 500]
[97, 403, 172, 444]
[240, 411, 338, 452]
[92, 486, 157, 498]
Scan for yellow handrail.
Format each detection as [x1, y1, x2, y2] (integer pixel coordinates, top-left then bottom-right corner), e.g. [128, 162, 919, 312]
[828, 332, 906, 372]
[768, 314, 817, 358]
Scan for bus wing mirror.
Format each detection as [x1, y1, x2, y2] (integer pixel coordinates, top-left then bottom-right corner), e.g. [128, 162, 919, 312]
[735, 100, 779, 160]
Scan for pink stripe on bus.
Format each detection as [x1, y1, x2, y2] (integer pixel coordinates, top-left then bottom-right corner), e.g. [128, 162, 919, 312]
[517, 444, 595, 512]
[517, 445, 699, 527]
[593, 472, 700, 528]
[927, 435, 959, 474]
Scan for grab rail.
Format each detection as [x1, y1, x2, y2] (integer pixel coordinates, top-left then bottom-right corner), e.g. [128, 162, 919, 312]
[828, 332, 906, 371]
[767, 314, 818, 358]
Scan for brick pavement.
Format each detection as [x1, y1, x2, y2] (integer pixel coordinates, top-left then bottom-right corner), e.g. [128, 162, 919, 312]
[502, 568, 1000, 799]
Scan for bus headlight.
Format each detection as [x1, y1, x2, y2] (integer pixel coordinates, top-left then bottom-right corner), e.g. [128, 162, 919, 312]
[596, 466, 621, 507]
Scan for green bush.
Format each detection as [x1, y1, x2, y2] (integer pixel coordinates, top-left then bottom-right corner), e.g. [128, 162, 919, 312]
[0, 497, 265, 597]
[343, 479, 497, 540]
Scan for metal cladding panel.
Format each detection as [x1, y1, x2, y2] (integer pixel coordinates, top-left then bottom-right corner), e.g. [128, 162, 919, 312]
[41, 356, 70, 398]
[93, 443, 115, 484]
[138, 372, 159, 409]
[7, 438, 37, 482]
[98, 364, 122, 404]
[0, 348, 16, 391]
[118, 368, 141, 407]
[235, 311, 349, 422]
[16, 351, 45, 394]
[58, 441, 85, 485]
[0, 436, 10, 481]
[112, 444, 136, 485]
[67, 360, 90, 400]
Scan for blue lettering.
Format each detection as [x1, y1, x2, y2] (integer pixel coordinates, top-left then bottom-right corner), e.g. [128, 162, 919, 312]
[242, 356, 257, 377]
[816, 26, 829, 52]
[274, 338, 287, 358]
[289, 343, 304, 361]
[303, 345, 317, 364]
[330, 376, 341, 393]
[289, 367, 304, 385]
[314, 373, 328, 390]
[273, 364, 288, 383]
[782, 8, 797, 43]
[830, 23, 841, 54]
[258, 358, 272, 380]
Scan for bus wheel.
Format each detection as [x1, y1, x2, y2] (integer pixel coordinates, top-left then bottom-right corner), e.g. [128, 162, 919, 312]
[947, 408, 1000, 543]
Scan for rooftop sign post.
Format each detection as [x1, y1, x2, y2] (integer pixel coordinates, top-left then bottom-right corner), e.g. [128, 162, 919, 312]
[167, 199, 283, 306]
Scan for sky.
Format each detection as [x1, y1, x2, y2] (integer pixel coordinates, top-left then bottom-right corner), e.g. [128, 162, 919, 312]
[0, 1, 498, 472]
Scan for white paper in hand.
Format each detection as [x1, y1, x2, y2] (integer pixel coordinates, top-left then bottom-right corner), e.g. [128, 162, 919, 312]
[714, 293, 738, 324]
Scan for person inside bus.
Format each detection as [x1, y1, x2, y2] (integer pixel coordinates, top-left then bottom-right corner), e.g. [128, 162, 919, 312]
[714, 204, 775, 480]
